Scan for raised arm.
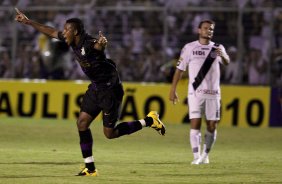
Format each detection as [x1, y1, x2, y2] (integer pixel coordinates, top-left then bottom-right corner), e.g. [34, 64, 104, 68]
[14, 8, 59, 39]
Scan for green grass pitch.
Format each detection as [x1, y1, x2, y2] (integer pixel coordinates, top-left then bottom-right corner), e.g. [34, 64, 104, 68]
[0, 118, 281, 184]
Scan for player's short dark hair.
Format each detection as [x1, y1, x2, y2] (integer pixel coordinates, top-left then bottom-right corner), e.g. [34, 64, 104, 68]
[198, 20, 215, 28]
[66, 18, 85, 35]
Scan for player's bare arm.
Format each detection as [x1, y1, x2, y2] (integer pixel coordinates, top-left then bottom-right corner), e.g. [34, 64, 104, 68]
[14, 8, 59, 39]
[169, 69, 184, 105]
[94, 31, 107, 51]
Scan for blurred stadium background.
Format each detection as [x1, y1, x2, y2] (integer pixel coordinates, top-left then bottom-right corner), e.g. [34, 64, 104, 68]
[0, 1, 282, 183]
[0, 0, 281, 126]
[0, 0, 282, 84]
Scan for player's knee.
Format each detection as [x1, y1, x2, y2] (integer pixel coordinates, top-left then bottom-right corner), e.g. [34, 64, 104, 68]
[77, 120, 89, 131]
[207, 126, 216, 133]
[206, 123, 217, 133]
[76, 112, 93, 131]
[190, 118, 202, 129]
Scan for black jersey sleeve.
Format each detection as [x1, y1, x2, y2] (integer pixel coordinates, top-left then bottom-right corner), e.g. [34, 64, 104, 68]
[106, 59, 117, 68]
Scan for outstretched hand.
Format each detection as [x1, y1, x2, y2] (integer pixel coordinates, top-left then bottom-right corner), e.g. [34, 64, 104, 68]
[97, 31, 108, 48]
[14, 7, 29, 24]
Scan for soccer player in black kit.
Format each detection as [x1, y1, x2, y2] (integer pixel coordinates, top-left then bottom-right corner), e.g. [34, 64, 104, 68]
[15, 8, 166, 176]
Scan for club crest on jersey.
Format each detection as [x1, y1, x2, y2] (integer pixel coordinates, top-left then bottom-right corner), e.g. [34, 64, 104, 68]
[81, 47, 85, 55]
[210, 50, 217, 58]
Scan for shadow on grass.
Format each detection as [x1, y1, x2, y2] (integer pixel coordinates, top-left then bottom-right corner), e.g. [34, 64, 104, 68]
[162, 172, 268, 177]
[0, 161, 79, 165]
[0, 175, 69, 179]
[0, 162, 80, 178]
[141, 161, 187, 165]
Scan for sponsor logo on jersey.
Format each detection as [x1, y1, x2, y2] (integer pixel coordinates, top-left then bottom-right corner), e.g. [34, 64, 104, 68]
[196, 89, 219, 95]
[193, 50, 205, 55]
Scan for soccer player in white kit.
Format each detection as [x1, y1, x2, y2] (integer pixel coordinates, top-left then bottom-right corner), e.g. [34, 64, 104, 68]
[169, 20, 230, 164]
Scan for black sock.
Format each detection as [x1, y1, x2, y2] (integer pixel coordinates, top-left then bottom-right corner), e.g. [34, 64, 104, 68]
[144, 116, 153, 127]
[79, 129, 93, 158]
[114, 121, 142, 137]
[86, 162, 95, 171]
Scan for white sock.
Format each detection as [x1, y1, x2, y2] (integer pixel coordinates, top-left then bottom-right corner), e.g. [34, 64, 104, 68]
[190, 129, 201, 159]
[84, 156, 94, 163]
[204, 129, 217, 154]
[139, 119, 146, 127]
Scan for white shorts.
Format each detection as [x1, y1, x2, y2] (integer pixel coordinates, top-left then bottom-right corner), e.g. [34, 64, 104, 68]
[188, 96, 220, 120]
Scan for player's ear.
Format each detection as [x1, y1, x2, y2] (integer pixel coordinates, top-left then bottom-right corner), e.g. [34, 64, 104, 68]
[74, 29, 79, 36]
[197, 28, 201, 34]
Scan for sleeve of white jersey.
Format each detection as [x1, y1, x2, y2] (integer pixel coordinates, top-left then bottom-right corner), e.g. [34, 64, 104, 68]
[176, 45, 189, 71]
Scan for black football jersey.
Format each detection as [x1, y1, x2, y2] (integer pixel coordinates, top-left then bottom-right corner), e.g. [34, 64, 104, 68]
[58, 32, 120, 90]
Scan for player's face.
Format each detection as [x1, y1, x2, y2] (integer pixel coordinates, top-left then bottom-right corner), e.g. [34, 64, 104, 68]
[62, 23, 76, 45]
[198, 23, 214, 40]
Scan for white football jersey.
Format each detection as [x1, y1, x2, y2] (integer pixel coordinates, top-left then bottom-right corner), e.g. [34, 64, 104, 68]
[177, 40, 228, 99]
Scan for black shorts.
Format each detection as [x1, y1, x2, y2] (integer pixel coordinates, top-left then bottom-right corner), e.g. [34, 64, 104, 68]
[80, 84, 124, 128]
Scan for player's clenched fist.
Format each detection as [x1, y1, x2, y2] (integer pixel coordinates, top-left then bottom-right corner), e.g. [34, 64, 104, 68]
[215, 47, 223, 57]
[97, 31, 107, 48]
